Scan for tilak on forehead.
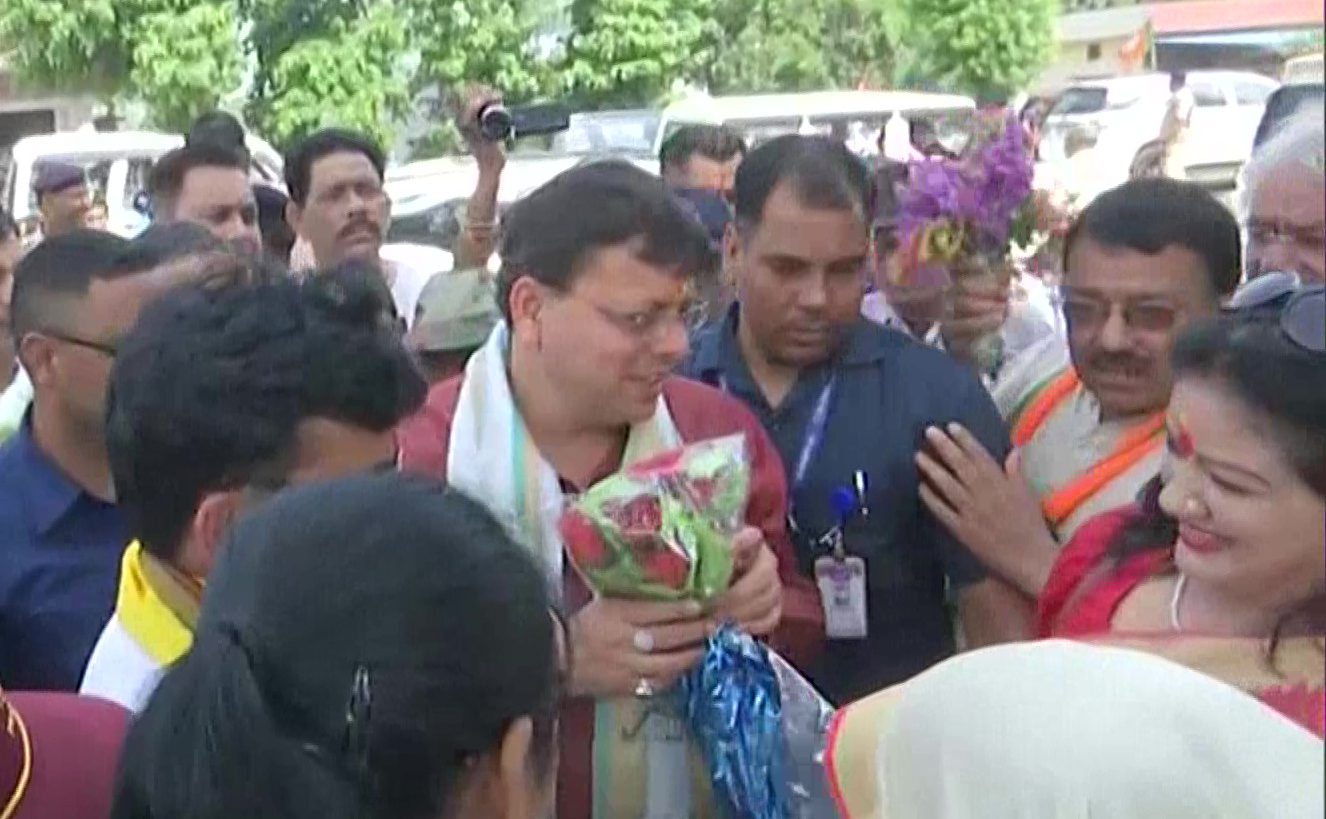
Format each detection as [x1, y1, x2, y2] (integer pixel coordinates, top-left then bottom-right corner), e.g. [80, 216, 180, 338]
[1168, 411, 1195, 459]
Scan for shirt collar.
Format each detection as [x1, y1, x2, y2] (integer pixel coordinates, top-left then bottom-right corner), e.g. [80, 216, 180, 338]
[12, 412, 86, 537]
[692, 302, 888, 379]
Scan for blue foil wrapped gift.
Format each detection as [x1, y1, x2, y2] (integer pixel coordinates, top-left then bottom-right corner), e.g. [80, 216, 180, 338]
[678, 625, 837, 819]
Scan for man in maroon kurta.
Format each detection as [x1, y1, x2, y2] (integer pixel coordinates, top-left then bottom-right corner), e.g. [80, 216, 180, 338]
[397, 160, 823, 819]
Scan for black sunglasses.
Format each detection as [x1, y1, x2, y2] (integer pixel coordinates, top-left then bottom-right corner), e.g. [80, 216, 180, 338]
[1223, 272, 1324, 353]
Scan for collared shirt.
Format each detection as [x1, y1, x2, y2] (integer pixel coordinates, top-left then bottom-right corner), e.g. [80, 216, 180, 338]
[0, 415, 130, 691]
[0, 369, 33, 444]
[682, 309, 1012, 704]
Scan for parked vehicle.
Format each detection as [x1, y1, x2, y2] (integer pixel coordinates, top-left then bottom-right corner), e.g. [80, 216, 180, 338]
[658, 90, 977, 155]
[3, 131, 282, 237]
[1041, 71, 1279, 189]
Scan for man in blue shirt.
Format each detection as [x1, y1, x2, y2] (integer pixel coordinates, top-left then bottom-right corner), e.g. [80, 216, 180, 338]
[682, 136, 1030, 703]
[0, 228, 221, 690]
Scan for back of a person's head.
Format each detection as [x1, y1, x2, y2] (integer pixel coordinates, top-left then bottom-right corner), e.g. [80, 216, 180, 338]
[1064, 177, 1242, 298]
[110, 473, 562, 819]
[254, 183, 296, 261]
[733, 134, 871, 228]
[147, 143, 249, 218]
[283, 128, 386, 207]
[9, 229, 130, 341]
[873, 641, 1323, 819]
[658, 124, 747, 174]
[186, 111, 247, 154]
[497, 159, 710, 323]
[105, 268, 426, 565]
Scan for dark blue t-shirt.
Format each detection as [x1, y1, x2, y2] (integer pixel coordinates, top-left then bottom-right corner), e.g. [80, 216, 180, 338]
[683, 310, 1010, 703]
[0, 417, 129, 691]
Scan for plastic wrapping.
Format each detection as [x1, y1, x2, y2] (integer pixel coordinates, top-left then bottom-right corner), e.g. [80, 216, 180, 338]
[680, 626, 838, 819]
[559, 434, 750, 601]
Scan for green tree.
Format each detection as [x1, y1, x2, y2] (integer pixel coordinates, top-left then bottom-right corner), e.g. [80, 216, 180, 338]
[698, 0, 898, 95]
[130, 4, 244, 131]
[242, 0, 411, 150]
[560, 0, 715, 108]
[896, 0, 1057, 101]
[0, 0, 239, 123]
[0, 0, 127, 103]
[404, 0, 551, 157]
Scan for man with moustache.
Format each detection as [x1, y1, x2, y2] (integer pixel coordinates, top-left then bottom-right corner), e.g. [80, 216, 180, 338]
[914, 178, 1241, 599]
[681, 136, 1028, 705]
[398, 160, 823, 819]
[283, 128, 451, 325]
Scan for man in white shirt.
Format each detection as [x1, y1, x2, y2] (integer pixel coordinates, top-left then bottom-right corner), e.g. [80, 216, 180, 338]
[283, 128, 451, 325]
[1161, 72, 1195, 180]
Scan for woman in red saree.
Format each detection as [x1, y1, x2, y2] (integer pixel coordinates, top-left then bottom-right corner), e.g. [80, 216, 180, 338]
[1038, 277, 1325, 736]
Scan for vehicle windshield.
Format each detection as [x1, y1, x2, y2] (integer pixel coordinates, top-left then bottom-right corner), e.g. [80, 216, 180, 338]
[550, 110, 661, 156]
[1048, 87, 1109, 117]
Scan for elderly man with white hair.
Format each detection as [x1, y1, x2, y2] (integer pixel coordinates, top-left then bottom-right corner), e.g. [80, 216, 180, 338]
[1241, 105, 1325, 283]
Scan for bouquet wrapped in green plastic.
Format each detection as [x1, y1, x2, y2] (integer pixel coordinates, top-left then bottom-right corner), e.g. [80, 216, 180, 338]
[559, 434, 750, 601]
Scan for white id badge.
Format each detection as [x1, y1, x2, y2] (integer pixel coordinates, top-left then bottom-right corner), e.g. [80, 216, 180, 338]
[814, 555, 868, 639]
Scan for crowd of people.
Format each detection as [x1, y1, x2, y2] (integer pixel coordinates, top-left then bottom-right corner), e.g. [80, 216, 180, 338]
[0, 87, 1322, 819]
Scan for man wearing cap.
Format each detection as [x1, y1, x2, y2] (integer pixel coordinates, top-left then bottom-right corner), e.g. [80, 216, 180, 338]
[32, 162, 91, 240]
[1, 687, 128, 818]
[407, 268, 501, 384]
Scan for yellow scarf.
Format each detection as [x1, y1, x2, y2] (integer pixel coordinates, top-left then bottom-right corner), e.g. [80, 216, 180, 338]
[116, 541, 201, 667]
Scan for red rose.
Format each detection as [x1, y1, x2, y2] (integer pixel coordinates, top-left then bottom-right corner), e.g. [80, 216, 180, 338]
[560, 509, 609, 569]
[618, 496, 663, 533]
[641, 548, 690, 590]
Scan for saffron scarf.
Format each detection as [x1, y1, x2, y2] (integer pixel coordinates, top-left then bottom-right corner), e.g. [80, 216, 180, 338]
[446, 324, 716, 819]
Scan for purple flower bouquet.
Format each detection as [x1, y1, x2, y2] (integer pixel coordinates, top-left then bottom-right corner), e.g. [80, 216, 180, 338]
[892, 112, 1037, 372]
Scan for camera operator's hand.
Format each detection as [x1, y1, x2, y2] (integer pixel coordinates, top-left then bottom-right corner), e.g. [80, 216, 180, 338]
[455, 85, 505, 270]
[460, 86, 507, 176]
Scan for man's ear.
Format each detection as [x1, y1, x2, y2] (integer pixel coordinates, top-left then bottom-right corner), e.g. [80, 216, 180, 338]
[18, 333, 59, 388]
[180, 491, 244, 578]
[285, 199, 303, 237]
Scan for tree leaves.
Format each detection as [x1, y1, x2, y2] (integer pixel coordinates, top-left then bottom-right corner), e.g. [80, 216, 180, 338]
[897, 0, 1057, 101]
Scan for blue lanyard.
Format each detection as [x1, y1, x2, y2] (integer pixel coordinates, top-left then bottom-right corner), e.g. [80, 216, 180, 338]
[716, 373, 837, 493]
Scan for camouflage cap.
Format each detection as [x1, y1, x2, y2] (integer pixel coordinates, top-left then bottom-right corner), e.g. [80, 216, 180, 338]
[408, 267, 501, 353]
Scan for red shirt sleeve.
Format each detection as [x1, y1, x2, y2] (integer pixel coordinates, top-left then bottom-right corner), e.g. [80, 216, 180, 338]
[1036, 506, 1170, 638]
[396, 376, 462, 477]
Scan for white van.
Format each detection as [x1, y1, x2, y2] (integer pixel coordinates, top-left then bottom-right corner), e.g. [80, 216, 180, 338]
[657, 90, 977, 154]
[3, 130, 283, 238]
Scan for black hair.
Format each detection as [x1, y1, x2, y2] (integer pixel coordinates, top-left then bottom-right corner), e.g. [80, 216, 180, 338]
[254, 184, 296, 261]
[732, 134, 872, 229]
[9, 229, 131, 343]
[112, 222, 224, 276]
[284, 128, 386, 208]
[147, 143, 250, 218]
[658, 125, 747, 174]
[110, 473, 564, 819]
[1113, 312, 1326, 562]
[496, 159, 711, 324]
[186, 111, 248, 159]
[1170, 71, 1187, 86]
[1063, 178, 1241, 299]
[104, 266, 427, 564]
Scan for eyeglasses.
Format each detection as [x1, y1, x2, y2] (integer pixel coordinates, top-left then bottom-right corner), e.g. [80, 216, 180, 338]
[580, 297, 701, 342]
[1223, 271, 1324, 353]
[39, 328, 118, 357]
[1057, 288, 1179, 333]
